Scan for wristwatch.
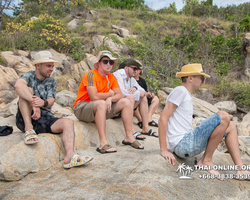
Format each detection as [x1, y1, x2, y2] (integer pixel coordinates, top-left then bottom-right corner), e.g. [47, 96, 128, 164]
[133, 86, 138, 90]
[43, 100, 48, 108]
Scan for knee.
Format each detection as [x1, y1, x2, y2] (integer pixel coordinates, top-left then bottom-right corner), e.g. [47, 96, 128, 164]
[153, 96, 159, 104]
[120, 98, 133, 108]
[62, 118, 74, 129]
[126, 95, 135, 104]
[218, 111, 230, 125]
[95, 100, 106, 110]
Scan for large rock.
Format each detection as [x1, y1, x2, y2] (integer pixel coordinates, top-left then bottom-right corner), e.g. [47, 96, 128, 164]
[67, 18, 79, 29]
[112, 25, 130, 38]
[214, 101, 237, 114]
[55, 90, 77, 108]
[86, 53, 97, 70]
[0, 65, 19, 104]
[70, 60, 90, 82]
[92, 35, 124, 55]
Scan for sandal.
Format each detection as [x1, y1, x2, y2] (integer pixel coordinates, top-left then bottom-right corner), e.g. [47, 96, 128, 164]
[63, 153, 93, 169]
[137, 121, 143, 129]
[96, 144, 117, 154]
[133, 132, 146, 140]
[24, 129, 38, 144]
[148, 120, 158, 127]
[141, 129, 158, 138]
[122, 140, 144, 149]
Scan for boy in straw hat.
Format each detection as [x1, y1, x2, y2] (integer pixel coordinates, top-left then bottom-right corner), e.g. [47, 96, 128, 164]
[15, 51, 93, 169]
[159, 63, 250, 180]
[73, 51, 144, 153]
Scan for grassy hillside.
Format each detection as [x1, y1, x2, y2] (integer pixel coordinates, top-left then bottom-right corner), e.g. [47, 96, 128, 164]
[1, 1, 250, 110]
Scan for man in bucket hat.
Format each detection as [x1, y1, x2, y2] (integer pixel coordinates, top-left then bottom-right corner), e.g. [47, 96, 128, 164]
[73, 51, 144, 153]
[159, 63, 250, 180]
[15, 50, 93, 169]
[113, 58, 158, 138]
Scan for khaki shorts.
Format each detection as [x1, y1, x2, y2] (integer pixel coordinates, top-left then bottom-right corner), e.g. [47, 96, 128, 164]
[73, 101, 120, 122]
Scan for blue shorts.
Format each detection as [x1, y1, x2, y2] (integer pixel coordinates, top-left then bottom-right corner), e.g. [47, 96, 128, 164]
[174, 113, 226, 158]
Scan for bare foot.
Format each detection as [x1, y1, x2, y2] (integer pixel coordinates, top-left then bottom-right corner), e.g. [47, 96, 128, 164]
[197, 159, 224, 181]
[236, 170, 250, 181]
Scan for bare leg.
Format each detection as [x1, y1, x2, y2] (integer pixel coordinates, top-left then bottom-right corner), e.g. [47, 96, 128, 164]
[18, 88, 38, 142]
[148, 96, 159, 122]
[114, 96, 143, 148]
[134, 107, 142, 122]
[93, 100, 116, 152]
[224, 121, 250, 178]
[197, 112, 231, 180]
[51, 118, 76, 164]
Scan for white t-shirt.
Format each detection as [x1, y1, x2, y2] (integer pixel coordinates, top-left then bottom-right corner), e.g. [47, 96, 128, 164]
[113, 69, 145, 101]
[166, 85, 193, 152]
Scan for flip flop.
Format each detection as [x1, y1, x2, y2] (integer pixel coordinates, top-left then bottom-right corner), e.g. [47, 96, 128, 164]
[122, 140, 144, 149]
[24, 129, 38, 144]
[148, 120, 158, 127]
[137, 121, 143, 129]
[96, 144, 117, 154]
[141, 129, 158, 138]
[63, 153, 93, 169]
[133, 132, 146, 140]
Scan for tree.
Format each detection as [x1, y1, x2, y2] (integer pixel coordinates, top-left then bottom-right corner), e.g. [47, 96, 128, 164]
[0, 0, 15, 31]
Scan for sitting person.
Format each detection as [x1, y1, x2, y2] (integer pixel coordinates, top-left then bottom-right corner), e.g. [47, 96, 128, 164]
[14, 51, 93, 169]
[113, 58, 158, 138]
[134, 68, 159, 128]
[73, 50, 144, 154]
[159, 63, 250, 179]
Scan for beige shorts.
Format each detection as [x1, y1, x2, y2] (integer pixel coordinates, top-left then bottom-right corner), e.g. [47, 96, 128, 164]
[73, 101, 120, 122]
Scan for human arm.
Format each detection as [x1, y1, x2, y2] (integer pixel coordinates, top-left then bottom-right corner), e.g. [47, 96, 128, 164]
[87, 86, 114, 101]
[14, 79, 33, 102]
[158, 101, 178, 165]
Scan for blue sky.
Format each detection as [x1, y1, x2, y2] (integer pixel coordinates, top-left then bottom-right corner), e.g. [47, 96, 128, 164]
[145, 0, 249, 11]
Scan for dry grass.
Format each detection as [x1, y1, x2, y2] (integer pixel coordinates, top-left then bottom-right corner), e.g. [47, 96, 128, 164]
[54, 74, 74, 92]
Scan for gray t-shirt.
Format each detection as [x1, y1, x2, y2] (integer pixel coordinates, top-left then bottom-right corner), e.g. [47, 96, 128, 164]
[20, 71, 57, 116]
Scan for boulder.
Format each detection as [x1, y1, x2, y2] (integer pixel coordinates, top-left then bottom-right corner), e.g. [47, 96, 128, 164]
[67, 79, 78, 93]
[86, 53, 97, 70]
[214, 101, 237, 114]
[67, 18, 79, 29]
[55, 90, 77, 108]
[92, 35, 124, 55]
[194, 88, 213, 103]
[0, 65, 19, 104]
[70, 60, 90, 82]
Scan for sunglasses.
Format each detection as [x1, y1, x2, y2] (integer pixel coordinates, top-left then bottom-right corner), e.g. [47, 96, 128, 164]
[101, 59, 114, 65]
[200, 76, 205, 83]
[129, 66, 139, 71]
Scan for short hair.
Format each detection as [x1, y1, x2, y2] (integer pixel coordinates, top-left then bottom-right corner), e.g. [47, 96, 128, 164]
[181, 76, 188, 83]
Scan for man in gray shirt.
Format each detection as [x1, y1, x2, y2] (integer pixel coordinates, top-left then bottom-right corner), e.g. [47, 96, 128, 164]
[15, 51, 93, 169]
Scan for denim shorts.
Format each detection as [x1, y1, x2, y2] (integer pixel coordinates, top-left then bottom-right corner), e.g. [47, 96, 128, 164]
[174, 113, 226, 158]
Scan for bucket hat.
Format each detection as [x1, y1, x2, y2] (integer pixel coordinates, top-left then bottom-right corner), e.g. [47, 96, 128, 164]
[93, 50, 118, 70]
[119, 58, 142, 69]
[176, 63, 210, 78]
[32, 51, 61, 65]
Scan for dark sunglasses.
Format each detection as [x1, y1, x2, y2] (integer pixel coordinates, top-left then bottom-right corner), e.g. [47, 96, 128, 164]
[201, 76, 205, 83]
[129, 66, 139, 71]
[101, 59, 114, 65]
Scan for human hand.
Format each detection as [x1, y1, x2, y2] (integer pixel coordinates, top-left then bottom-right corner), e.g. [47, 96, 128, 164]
[146, 92, 153, 98]
[161, 150, 176, 165]
[106, 97, 112, 113]
[109, 89, 115, 97]
[31, 96, 45, 107]
[31, 107, 41, 120]
[128, 87, 136, 94]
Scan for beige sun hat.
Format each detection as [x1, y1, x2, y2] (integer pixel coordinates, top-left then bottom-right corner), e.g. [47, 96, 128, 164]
[93, 50, 119, 70]
[32, 51, 61, 65]
[176, 63, 210, 78]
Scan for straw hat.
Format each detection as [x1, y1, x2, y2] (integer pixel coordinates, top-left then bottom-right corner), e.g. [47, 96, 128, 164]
[176, 63, 210, 78]
[32, 51, 61, 65]
[93, 50, 118, 70]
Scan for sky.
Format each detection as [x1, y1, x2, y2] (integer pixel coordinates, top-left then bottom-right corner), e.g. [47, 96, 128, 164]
[145, 0, 249, 11]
